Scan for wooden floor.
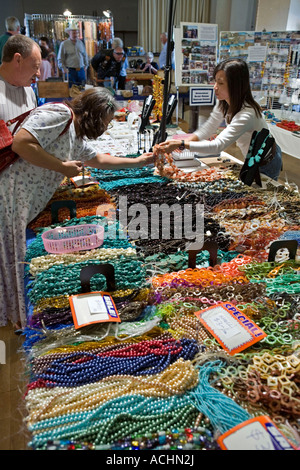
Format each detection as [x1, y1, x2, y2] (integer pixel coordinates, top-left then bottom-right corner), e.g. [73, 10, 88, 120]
[0, 324, 31, 450]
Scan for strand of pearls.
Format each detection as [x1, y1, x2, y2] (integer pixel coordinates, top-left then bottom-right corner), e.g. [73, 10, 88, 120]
[29, 338, 199, 388]
[25, 358, 199, 426]
[29, 247, 137, 276]
[28, 393, 199, 447]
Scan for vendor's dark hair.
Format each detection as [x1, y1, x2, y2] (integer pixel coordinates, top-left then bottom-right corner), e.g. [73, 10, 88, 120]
[214, 58, 262, 123]
[67, 88, 117, 139]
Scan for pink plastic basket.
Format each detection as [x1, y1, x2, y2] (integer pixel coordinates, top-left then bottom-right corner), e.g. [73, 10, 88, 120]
[41, 224, 104, 254]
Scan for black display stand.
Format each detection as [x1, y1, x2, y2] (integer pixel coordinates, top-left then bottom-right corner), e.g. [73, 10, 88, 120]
[153, 0, 176, 146]
[80, 264, 116, 293]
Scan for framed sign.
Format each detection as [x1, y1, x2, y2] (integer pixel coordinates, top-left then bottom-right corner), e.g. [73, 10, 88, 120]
[189, 86, 215, 106]
[69, 291, 120, 329]
[194, 302, 266, 355]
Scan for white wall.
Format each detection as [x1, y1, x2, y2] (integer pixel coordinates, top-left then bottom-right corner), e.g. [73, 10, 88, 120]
[230, 0, 258, 31]
[210, 0, 258, 32]
[287, 0, 300, 30]
[256, 0, 292, 30]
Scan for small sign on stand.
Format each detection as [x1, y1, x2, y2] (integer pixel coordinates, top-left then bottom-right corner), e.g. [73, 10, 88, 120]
[194, 302, 266, 355]
[69, 291, 120, 329]
[189, 87, 215, 106]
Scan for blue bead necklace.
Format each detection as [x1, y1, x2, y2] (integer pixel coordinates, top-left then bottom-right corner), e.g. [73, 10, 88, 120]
[32, 338, 199, 387]
[187, 361, 251, 434]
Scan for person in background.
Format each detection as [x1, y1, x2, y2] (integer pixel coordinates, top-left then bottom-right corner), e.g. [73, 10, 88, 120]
[111, 37, 128, 90]
[0, 87, 154, 330]
[91, 45, 125, 90]
[39, 36, 58, 77]
[141, 52, 159, 75]
[57, 22, 89, 87]
[0, 16, 20, 64]
[0, 34, 41, 128]
[157, 58, 282, 181]
[39, 45, 52, 81]
[158, 32, 175, 70]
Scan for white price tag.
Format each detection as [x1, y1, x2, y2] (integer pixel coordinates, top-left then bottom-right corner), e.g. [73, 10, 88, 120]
[218, 417, 296, 450]
[195, 303, 266, 355]
[87, 296, 107, 315]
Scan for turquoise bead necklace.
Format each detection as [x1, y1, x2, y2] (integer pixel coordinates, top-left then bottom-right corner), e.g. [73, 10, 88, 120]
[28, 258, 148, 304]
[187, 361, 251, 435]
[28, 393, 198, 446]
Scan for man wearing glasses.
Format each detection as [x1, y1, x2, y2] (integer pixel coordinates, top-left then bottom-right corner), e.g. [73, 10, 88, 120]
[91, 46, 125, 90]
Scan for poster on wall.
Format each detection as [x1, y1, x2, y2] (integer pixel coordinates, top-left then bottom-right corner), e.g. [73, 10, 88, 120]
[219, 30, 300, 108]
[174, 22, 218, 88]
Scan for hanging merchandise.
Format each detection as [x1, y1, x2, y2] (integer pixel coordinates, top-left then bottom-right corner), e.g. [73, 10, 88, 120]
[24, 13, 114, 59]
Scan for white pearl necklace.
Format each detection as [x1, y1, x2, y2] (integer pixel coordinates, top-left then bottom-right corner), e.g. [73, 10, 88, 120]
[29, 247, 137, 276]
[25, 358, 198, 426]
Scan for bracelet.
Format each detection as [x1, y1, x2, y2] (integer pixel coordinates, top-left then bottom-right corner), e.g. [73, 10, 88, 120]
[179, 139, 185, 151]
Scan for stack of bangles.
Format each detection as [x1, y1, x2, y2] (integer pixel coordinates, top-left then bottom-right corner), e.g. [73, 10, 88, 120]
[151, 255, 252, 289]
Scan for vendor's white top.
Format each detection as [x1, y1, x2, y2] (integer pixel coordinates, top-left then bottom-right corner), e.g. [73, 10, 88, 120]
[189, 101, 268, 157]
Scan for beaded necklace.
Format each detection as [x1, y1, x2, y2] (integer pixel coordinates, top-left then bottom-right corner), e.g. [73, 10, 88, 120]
[30, 337, 199, 387]
[28, 360, 252, 448]
[29, 247, 138, 276]
[28, 394, 199, 447]
[89, 166, 168, 191]
[40, 422, 221, 450]
[25, 358, 199, 426]
[28, 258, 148, 304]
[151, 266, 248, 289]
[187, 361, 251, 435]
[29, 197, 113, 232]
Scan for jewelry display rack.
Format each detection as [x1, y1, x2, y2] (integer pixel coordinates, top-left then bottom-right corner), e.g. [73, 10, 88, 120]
[24, 13, 114, 58]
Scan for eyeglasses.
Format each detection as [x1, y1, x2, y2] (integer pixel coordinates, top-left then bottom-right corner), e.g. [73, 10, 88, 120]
[114, 52, 124, 56]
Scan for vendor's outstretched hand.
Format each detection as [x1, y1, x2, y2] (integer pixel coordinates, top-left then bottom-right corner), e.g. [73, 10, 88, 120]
[157, 140, 181, 154]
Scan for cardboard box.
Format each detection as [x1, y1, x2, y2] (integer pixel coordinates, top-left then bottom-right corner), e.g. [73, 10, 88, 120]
[37, 81, 70, 98]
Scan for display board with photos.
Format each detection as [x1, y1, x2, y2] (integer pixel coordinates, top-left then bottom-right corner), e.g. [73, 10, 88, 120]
[219, 30, 300, 109]
[175, 22, 218, 87]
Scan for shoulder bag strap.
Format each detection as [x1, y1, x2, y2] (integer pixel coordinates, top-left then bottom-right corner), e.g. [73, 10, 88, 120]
[59, 102, 73, 136]
[6, 108, 36, 136]
[7, 102, 73, 138]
